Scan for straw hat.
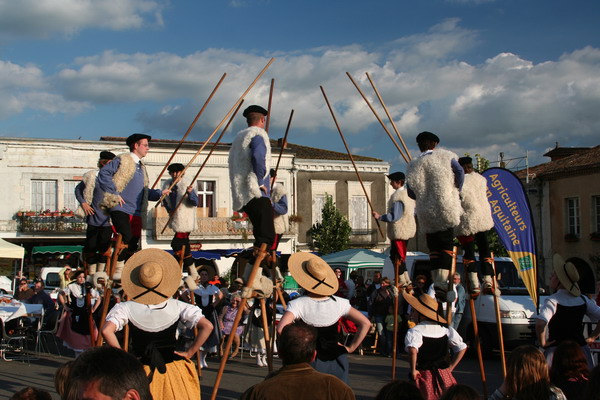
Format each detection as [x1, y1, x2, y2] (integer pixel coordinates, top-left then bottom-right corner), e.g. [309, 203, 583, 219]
[288, 252, 338, 296]
[402, 291, 447, 324]
[121, 249, 182, 305]
[553, 254, 580, 296]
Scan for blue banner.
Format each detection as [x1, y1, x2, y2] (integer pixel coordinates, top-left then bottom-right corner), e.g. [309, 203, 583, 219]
[482, 167, 538, 308]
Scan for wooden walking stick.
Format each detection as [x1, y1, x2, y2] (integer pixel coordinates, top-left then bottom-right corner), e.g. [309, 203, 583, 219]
[466, 277, 488, 397]
[259, 297, 272, 371]
[490, 252, 507, 377]
[365, 72, 412, 161]
[86, 285, 95, 347]
[188, 278, 203, 378]
[391, 259, 400, 379]
[122, 293, 129, 352]
[346, 72, 409, 164]
[211, 244, 269, 400]
[151, 73, 227, 189]
[270, 109, 294, 189]
[320, 85, 385, 240]
[265, 78, 274, 134]
[446, 246, 458, 325]
[160, 99, 245, 234]
[156, 58, 275, 206]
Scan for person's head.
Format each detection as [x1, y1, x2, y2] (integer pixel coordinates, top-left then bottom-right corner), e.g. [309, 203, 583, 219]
[349, 271, 358, 281]
[243, 105, 268, 128]
[381, 277, 390, 287]
[98, 151, 116, 169]
[458, 157, 473, 174]
[505, 345, 551, 398]
[452, 273, 461, 286]
[19, 278, 28, 289]
[69, 346, 151, 400]
[334, 268, 343, 279]
[387, 172, 405, 190]
[373, 271, 382, 283]
[374, 380, 424, 400]
[415, 275, 427, 288]
[229, 294, 241, 308]
[63, 266, 72, 277]
[356, 275, 364, 285]
[551, 254, 580, 296]
[126, 133, 151, 158]
[72, 270, 86, 284]
[550, 340, 590, 382]
[439, 384, 479, 400]
[287, 252, 339, 297]
[416, 131, 439, 152]
[54, 360, 74, 398]
[279, 321, 318, 365]
[33, 278, 44, 293]
[167, 163, 185, 180]
[199, 269, 209, 284]
[9, 387, 52, 400]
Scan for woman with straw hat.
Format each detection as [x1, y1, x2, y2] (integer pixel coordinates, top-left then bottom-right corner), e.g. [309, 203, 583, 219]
[101, 248, 213, 400]
[403, 291, 466, 400]
[536, 254, 600, 368]
[277, 252, 371, 383]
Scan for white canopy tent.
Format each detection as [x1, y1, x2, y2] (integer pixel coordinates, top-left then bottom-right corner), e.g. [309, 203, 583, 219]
[0, 238, 25, 292]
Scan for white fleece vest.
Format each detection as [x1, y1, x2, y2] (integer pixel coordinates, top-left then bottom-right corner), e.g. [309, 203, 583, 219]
[271, 183, 289, 235]
[162, 179, 197, 233]
[455, 172, 494, 237]
[75, 169, 97, 218]
[406, 148, 463, 234]
[228, 126, 271, 211]
[387, 188, 416, 240]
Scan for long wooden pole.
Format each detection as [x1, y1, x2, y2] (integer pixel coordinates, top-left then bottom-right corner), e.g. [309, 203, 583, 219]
[160, 100, 244, 234]
[265, 79, 274, 134]
[155, 58, 275, 205]
[446, 246, 458, 325]
[270, 109, 294, 189]
[320, 85, 385, 240]
[346, 72, 409, 164]
[468, 290, 488, 398]
[365, 72, 412, 162]
[96, 234, 124, 346]
[490, 253, 507, 377]
[391, 261, 400, 379]
[151, 73, 227, 189]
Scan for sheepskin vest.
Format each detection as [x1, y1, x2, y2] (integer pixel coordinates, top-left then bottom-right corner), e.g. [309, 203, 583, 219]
[387, 188, 417, 240]
[162, 179, 197, 233]
[228, 126, 271, 211]
[455, 172, 494, 237]
[99, 153, 149, 223]
[271, 183, 289, 235]
[74, 170, 97, 218]
[406, 148, 463, 234]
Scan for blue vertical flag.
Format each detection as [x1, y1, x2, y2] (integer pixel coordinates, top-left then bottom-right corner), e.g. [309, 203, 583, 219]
[482, 168, 538, 309]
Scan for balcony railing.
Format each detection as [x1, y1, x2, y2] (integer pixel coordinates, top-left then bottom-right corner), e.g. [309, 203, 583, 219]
[18, 214, 87, 234]
[153, 208, 254, 240]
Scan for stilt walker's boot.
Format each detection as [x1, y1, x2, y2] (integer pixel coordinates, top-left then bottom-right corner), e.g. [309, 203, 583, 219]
[86, 264, 97, 283]
[97, 262, 106, 272]
[112, 261, 125, 281]
[400, 271, 413, 293]
[482, 275, 500, 297]
[468, 272, 481, 297]
[432, 268, 456, 302]
[188, 265, 199, 279]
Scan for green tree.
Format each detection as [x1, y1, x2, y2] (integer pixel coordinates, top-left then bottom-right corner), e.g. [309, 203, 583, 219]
[309, 195, 352, 255]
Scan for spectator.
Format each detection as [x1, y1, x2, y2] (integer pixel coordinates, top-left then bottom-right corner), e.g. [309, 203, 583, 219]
[550, 340, 590, 400]
[68, 346, 152, 400]
[9, 387, 51, 400]
[345, 271, 358, 300]
[413, 275, 428, 297]
[54, 360, 74, 399]
[219, 293, 249, 359]
[27, 278, 59, 329]
[451, 273, 466, 330]
[351, 275, 369, 313]
[14, 278, 34, 301]
[366, 271, 382, 298]
[489, 345, 566, 400]
[584, 364, 600, 400]
[375, 380, 424, 400]
[440, 384, 479, 400]
[370, 277, 394, 356]
[247, 297, 273, 367]
[241, 321, 355, 399]
[334, 268, 348, 298]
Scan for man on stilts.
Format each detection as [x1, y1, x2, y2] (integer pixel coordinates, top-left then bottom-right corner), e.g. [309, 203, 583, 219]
[162, 163, 199, 280]
[455, 157, 497, 297]
[96, 133, 168, 281]
[75, 151, 115, 283]
[406, 131, 464, 301]
[372, 171, 416, 290]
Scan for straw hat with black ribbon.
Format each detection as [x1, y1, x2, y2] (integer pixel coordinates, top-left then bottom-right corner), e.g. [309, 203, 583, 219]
[402, 291, 447, 325]
[288, 252, 339, 296]
[121, 248, 182, 305]
[553, 254, 580, 297]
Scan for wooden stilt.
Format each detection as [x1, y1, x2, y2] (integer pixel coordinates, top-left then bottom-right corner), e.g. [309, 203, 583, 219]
[490, 253, 507, 377]
[446, 246, 458, 325]
[96, 234, 125, 346]
[188, 281, 202, 378]
[391, 258, 401, 379]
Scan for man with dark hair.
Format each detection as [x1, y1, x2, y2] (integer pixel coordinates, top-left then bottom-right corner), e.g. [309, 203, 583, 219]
[96, 134, 168, 280]
[69, 346, 152, 400]
[75, 150, 116, 282]
[28, 279, 58, 329]
[241, 321, 355, 400]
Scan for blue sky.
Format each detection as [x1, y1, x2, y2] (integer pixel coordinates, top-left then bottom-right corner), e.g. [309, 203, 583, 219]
[1, 0, 599, 171]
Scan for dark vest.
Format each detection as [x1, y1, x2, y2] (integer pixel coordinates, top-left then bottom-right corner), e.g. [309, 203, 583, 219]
[315, 324, 347, 361]
[129, 320, 183, 374]
[417, 335, 450, 370]
[548, 297, 587, 346]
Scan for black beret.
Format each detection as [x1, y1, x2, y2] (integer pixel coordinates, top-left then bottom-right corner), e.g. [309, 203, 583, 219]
[99, 151, 116, 160]
[243, 105, 268, 118]
[458, 157, 473, 166]
[387, 172, 405, 181]
[126, 133, 152, 148]
[416, 131, 439, 144]
[167, 163, 185, 173]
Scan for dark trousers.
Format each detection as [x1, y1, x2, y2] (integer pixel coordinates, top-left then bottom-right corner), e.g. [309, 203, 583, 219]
[457, 230, 493, 275]
[110, 211, 141, 261]
[242, 197, 275, 248]
[171, 234, 194, 269]
[83, 225, 112, 263]
[426, 228, 455, 270]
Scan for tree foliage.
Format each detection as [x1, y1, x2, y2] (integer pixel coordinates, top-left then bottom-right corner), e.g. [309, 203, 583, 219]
[309, 195, 352, 255]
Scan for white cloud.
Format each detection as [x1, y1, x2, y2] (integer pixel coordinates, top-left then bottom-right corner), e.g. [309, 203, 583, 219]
[0, 0, 164, 40]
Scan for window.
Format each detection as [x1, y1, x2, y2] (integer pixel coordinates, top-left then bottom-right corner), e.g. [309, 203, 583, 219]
[311, 180, 337, 224]
[348, 181, 371, 234]
[63, 180, 80, 212]
[565, 197, 580, 235]
[593, 196, 600, 233]
[196, 180, 215, 217]
[31, 180, 57, 211]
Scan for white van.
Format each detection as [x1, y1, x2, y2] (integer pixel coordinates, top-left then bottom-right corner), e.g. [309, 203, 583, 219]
[40, 266, 64, 300]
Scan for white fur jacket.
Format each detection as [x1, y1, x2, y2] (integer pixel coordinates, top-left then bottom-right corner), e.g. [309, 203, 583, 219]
[387, 188, 416, 240]
[455, 172, 494, 237]
[228, 126, 271, 211]
[162, 179, 197, 233]
[406, 148, 463, 234]
[74, 170, 97, 218]
[271, 183, 289, 235]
